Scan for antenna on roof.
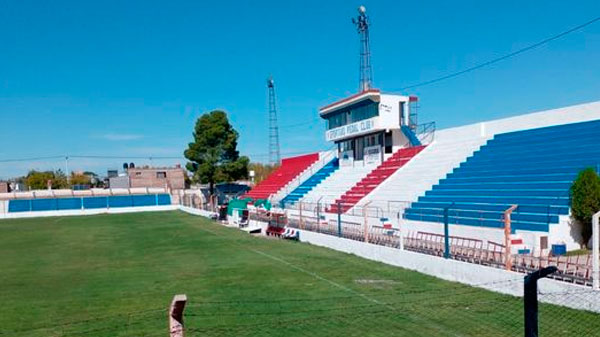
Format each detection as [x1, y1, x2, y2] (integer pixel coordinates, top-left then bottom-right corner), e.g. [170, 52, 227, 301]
[352, 5, 373, 92]
[267, 76, 281, 166]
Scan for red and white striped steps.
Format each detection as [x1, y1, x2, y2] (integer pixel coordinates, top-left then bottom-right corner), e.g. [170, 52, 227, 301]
[327, 146, 426, 213]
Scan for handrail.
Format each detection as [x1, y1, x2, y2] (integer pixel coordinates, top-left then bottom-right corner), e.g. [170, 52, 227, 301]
[416, 121, 436, 145]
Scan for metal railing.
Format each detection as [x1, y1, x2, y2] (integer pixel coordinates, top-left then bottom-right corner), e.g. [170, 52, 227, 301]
[415, 121, 436, 145]
[284, 210, 597, 287]
[282, 200, 387, 219]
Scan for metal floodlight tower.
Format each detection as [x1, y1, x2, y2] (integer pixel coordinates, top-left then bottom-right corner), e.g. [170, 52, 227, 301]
[352, 5, 373, 92]
[267, 76, 281, 166]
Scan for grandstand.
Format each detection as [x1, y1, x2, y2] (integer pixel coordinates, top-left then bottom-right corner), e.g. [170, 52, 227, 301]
[404, 120, 599, 231]
[266, 97, 600, 254]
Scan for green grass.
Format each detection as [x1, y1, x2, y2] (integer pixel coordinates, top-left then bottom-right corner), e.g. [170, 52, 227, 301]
[566, 248, 590, 256]
[0, 211, 598, 336]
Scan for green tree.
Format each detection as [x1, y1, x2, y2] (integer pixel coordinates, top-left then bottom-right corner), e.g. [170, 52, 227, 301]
[248, 162, 278, 185]
[570, 168, 600, 246]
[70, 172, 92, 186]
[184, 110, 249, 195]
[25, 170, 69, 190]
[53, 170, 69, 188]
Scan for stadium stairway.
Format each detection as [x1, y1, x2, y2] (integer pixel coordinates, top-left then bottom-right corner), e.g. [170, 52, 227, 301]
[329, 146, 426, 213]
[404, 119, 600, 233]
[280, 158, 339, 207]
[245, 153, 319, 200]
[300, 164, 374, 206]
[401, 125, 422, 146]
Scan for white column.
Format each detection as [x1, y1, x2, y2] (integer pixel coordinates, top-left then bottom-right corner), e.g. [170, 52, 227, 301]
[593, 211, 600, 291]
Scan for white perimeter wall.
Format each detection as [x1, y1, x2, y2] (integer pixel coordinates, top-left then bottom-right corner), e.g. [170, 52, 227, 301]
[0, 205, 179, 220]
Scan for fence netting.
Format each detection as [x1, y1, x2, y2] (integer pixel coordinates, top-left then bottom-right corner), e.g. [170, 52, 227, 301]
[180, 279, 600, 337]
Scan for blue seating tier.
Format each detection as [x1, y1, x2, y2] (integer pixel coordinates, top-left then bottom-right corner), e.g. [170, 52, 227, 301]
[405, 119, 600, 232]
[281, 158, 339, 207]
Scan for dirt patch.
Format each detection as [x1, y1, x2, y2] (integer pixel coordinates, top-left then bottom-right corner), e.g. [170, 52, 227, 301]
[355, 279, 400, 289]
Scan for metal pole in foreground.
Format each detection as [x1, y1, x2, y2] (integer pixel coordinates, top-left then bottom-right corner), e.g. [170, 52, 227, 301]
[169, 294, 187, 337]
[316, 197, 322, 231]
[443, 206, 450, 259]
[593, 211, 600, 290]
[524, 267, 557, 337]
[337, 201, 342, 237]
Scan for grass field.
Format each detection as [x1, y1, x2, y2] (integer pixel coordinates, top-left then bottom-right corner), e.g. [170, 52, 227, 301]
[1, 211, 598, 336]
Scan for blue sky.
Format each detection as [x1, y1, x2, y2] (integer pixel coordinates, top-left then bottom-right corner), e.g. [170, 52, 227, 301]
[1, 0, 599, 178]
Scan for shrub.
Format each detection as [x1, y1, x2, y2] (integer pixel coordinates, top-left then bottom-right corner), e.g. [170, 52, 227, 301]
[570, 168, 600, 245]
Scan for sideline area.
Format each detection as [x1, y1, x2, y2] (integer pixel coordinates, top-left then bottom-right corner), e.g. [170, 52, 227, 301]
[1, 210, 599, 336]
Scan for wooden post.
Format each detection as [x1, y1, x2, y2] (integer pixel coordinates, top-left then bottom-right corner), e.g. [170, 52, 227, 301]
[169, 294, 187, 337]
[504, 205, 518, 271]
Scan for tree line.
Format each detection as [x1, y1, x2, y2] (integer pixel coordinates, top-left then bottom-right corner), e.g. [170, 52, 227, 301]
[19, 170, 100, 190]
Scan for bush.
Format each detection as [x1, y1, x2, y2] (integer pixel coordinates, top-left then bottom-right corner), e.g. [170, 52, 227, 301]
[570, 168, 600, 245]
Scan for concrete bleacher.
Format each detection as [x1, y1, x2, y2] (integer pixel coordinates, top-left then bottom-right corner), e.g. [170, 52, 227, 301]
[245, 153, 319, 200]
[280, 158, 339, 207]
[351, 137, 489, 215]
[404, 119, 600, 233]
[300, 164, 374, 206]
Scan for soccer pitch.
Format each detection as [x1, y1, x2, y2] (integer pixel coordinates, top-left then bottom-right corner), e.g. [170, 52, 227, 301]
[0, 211, 598, 336]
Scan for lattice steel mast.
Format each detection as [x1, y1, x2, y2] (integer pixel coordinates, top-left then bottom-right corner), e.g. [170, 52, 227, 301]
[352, 5, 373, 92]
[267, 76, 281, 165]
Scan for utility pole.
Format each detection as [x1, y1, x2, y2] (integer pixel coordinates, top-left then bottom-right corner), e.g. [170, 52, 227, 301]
[267, 76, 281, 166]
[352, 5, 373, 92]
[65, 156, 69, 183]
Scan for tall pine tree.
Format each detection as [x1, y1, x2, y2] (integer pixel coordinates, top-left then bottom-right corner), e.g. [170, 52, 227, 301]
[184, 110, 249, 195]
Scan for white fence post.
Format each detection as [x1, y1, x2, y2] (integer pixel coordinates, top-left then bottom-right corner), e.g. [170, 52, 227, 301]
[593, 211, 600, 291]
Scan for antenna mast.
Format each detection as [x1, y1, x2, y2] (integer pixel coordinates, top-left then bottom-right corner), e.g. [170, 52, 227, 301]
[352, 5, 373, 92]
[267, 76, 281, 165]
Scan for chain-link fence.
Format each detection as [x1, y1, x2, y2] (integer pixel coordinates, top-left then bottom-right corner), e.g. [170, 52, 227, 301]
[282, 210, 597, 286]
[178, 278, 600, 337]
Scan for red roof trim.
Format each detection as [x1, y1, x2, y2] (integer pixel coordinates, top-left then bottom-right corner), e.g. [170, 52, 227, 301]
[319, 89, 381, 112]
